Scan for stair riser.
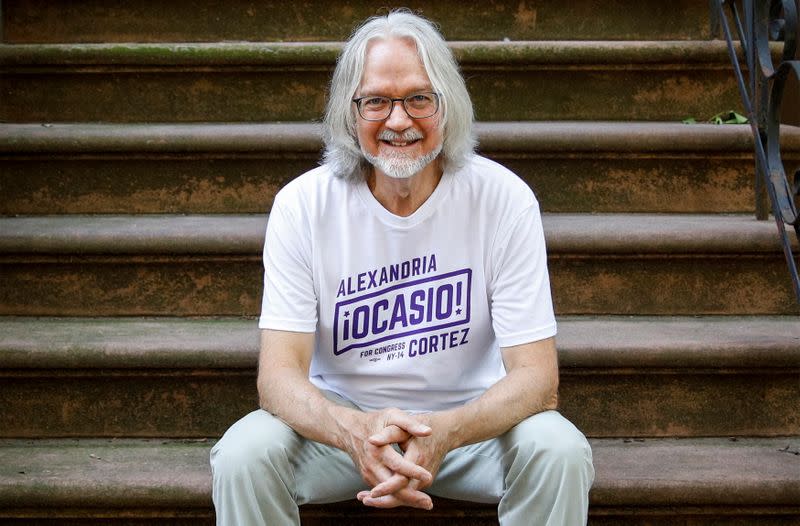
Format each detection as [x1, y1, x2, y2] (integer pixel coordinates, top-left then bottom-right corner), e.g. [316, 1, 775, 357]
[0, 154, 762, 215]
[0, 373, 257, 438]
[560, 372, 800, 438]
[587, 515, 800, 526]
[0, 510, 798, 526]
[551, 255, 800, 315]
[0, 67, 740, 122]
[0, 519, 211, 525]
[1, 255, 797, 316]
[0, 257, 261, 318]
[1, 370, 796, 437]
[0, 157, 309, 215]
[2, 0, 712, 42]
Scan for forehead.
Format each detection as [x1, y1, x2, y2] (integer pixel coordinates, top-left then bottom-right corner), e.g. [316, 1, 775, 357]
[359, 37, 432, 95]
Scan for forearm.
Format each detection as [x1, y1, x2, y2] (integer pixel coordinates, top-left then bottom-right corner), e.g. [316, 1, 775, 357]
[428, 340, 559, 450]
[258, 365, 361, 450]
[256, 329, 362, 450]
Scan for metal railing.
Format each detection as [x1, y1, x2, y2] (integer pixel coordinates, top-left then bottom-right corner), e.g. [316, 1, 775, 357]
[714, 0, 800, 303]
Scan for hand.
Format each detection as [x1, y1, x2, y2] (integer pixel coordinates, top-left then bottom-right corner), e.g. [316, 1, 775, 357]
[340, 409, 434, 509]
[357, 415, 452, 509]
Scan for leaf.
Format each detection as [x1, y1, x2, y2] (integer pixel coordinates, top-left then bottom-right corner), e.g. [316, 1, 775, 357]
[710, 110, 748, 124]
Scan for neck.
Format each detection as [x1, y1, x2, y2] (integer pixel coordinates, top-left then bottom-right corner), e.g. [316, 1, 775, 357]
[367, 160, 443, 217]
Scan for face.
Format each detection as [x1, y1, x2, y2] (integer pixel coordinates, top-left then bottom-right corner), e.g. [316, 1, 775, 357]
[355, 37, 444, 180]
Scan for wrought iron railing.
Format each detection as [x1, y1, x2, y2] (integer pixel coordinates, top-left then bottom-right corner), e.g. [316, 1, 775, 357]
[714, 0, 800, 304]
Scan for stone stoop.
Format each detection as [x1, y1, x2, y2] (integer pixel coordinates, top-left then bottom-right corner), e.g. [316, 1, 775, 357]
[0, 439, 798, 525]
[1, 0, 800, 523]
[0, 41, 742, 122]
[0, 214, 797, 316]
[0, 316, 798, 439]
[3, 122, 800, 215]
[2, 0, 713, 42]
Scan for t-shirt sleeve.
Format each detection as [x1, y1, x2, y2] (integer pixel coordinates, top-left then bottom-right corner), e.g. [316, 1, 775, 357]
[258, 194, 318, 332]
[489, 201, 557, 347]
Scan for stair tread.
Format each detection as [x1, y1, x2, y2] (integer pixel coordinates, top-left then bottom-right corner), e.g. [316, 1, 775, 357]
[1, 316, 797, 370]
[3, 121, 800, 153]
[2, 0, 713, 43]
[0, 438, 797, 509]
[0, 40, 739, 67]
[1, 42, 744, 122]
[1, 214, 795, 254]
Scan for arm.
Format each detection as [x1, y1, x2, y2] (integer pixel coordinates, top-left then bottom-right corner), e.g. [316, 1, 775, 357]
[257, 328, 435, 508]
[429, 335, 559, 449]
[361, 336, 558, 506]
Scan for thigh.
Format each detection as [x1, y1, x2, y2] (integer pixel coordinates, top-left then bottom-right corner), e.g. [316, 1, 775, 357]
[292, 426, 369, 505]
[213, 399, 368, 505]
[428, 410, 591, 503]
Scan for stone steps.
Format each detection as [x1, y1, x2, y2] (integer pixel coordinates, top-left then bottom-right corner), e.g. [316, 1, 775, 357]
[1, 214, 797, 316]
[4, 121, 798, 215]
[2, 2, 798, 523]
[1, 0, 713, 43]
[0, 437, 797, 524]
[1, 316, 797, 438]
[0, 41, 742, 121]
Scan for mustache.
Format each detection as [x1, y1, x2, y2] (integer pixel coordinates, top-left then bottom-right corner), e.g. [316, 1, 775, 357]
[377, 130, 424, 142]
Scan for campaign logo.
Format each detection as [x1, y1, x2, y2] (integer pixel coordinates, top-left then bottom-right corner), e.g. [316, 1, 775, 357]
[333, 269, 472, 356]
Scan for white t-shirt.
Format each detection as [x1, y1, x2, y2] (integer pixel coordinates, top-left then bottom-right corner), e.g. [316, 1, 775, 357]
[259, 154, 556, 412]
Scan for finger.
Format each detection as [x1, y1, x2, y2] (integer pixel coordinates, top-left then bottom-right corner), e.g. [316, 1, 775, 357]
[362, 489, 432, 510]
[379, 445, 432, 484]
[368, 424, 411, 446]
[369, 472, 409, 498]
[385, 413, 432, 438]
[358, 449, 396, 488]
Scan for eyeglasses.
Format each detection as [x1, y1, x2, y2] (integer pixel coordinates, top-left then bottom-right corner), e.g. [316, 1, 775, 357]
[352, 92, 440, 121]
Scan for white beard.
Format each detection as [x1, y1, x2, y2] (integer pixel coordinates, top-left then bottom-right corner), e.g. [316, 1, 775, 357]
[361, 130, 443, 180]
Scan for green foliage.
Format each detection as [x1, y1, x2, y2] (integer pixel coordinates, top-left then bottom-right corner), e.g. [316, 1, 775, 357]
[683, 110, 748, 125]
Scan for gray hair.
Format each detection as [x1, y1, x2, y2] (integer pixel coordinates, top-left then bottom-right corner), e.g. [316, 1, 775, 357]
[322, 10, 476, 181]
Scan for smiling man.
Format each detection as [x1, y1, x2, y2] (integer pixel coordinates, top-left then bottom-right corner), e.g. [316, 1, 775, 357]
[211, 10, 594, 525]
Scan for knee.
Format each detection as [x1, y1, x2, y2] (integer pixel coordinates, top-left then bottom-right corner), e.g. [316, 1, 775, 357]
[506, 412, 594, 481]
[211, 410, 297, 481]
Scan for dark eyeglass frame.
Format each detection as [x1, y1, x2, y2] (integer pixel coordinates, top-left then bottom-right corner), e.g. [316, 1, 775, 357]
[351, 92, 441, 121]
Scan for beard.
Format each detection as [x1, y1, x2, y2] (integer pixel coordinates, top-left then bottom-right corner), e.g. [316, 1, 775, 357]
[361, 130, 443, 180]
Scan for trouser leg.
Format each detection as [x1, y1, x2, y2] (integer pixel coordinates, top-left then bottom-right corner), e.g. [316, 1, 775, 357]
[210, 410, 303, 525]
[210, 395, 367, 525]
[429, 411, 594, 526]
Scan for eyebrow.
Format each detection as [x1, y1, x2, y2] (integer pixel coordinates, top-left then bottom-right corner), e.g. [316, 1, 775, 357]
[357, 86, 434, 97]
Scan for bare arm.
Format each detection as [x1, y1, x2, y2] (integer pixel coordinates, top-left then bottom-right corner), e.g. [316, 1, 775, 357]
[431, 335, 559, 449]
[257, 328, 351, 447]
[362, 336, 559, 506]
[257, 328, 435, 508]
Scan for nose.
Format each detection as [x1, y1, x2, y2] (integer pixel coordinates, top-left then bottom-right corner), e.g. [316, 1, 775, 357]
[384, 99, 413, 130]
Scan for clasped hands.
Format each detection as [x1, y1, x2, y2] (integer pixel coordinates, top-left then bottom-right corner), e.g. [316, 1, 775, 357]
[346, 409, 450, 510]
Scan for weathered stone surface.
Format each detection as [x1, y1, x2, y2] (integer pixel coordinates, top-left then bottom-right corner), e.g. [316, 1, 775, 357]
[0, 317, 797, 437]
[0, 438, 797, 523]
[0, 215, 797, 316]
[1, 0, 712, 43]
[5, 122, 798, 214]
[0, 42, 742, 122]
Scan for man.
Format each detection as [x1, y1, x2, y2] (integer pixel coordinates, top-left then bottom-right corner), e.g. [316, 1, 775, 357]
[211, 10, 594, 525]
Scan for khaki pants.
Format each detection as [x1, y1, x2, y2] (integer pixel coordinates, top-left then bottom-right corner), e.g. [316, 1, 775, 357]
[210, 393, 594, 525]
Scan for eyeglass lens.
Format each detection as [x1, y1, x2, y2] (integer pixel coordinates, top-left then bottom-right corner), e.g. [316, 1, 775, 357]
[356, 93, 438, 120]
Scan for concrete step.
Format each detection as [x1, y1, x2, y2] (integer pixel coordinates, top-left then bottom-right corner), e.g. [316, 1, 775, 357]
[0, 316, 797, 438]
[0, 41, 741, 122]
[0, 214, 797, 316]
[0, 438, 797, 524]
[2, 0, 713, 43]
[4, 122, 797, 215]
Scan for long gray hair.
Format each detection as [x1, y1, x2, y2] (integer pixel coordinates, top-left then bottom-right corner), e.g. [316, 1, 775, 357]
[322, 10, 476, 181]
